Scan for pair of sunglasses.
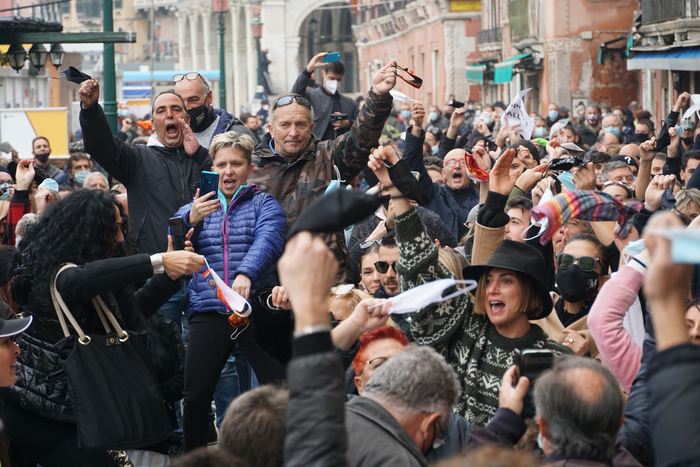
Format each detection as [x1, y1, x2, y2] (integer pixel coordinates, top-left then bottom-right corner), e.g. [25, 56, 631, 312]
[394, 64, 423, 89]
[273, 94, 311, 110]
[556, 253, 599, 272]
[374, 260, 396, 274]
[173, 72, 207, 85]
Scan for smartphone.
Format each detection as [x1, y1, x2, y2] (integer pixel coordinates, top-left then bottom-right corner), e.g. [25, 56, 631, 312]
[446, 99, 465, 108]
[169, 217, 186, 251]
[200, 171, 219, 199]
[513, 348, 554, 383]
[322, 52, 341, 63]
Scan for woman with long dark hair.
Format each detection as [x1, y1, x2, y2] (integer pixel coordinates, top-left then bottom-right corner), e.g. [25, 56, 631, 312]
[0, 182, 204, 466]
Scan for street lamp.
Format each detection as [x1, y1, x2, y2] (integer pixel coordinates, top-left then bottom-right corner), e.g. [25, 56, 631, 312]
[250, 3, 263, 87]
[28, 43, 48, 70]
[308, 17, 318, 59]
[6, 43, 27, 72]
[213, 0, 229, 109]
[48, 43, 65, 67]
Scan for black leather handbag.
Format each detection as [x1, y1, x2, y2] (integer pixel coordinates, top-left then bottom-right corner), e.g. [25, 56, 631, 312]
[51, 264, 172, 450]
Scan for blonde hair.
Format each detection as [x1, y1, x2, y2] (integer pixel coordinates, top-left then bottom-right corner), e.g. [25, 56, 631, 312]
[0, 200, 9, 221]
[438, 248, 468, 281]
[676, 188, 700, 212]
[209, 131, 256, 164]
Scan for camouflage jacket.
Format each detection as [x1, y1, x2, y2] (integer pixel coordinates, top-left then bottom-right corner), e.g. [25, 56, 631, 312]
[249, 89, 393, 226]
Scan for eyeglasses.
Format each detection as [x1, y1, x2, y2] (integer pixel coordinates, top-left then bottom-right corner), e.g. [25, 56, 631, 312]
[444, 159, 466, 168]
[273, 95, 311, 110]
[673, 207, 692, 226]
[374, 260, 396, 274]
[419, 410, 447, 450]
[556, 253, 600, 272]
[364, 356, 390, 372]
[602, 180, 633, 191]
[173, 72, 205, 84]
[394, 64, 423, 89]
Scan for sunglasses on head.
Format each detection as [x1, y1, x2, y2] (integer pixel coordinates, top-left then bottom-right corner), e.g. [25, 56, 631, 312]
[393, 64, 423, 89]
[374, 260, 396, 274]
[556, 253, 599, 272]
[173, 72, 206, 84]
[273, 95, 311, 110]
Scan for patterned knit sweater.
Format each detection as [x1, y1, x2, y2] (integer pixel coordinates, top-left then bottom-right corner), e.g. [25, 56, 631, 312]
[394, 207, 572, 427]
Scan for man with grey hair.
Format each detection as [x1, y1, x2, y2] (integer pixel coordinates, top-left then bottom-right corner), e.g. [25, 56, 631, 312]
[534, 356, 641, 466]
[174, 72, 254, 148]
[83, 171, 109, 191]
[249, 62, 399, 282]
[345, 345, 460, 466]
[601, 160, 635, 187]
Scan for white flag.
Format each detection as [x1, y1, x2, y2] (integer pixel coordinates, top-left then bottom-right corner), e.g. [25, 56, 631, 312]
[500, 88, 534, 140]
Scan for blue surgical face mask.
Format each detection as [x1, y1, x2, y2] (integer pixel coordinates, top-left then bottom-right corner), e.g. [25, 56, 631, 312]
[601, 112, 607, 118]
[622, 239, 646, 264]
[534, 127, 548, 138]
[482, 116, 494, 127]
[549, 110, 559, 120]
[467, 105, 474, 111]
[325, 179, 341, 195]
[0, 183, 10, 200]
[604, 127, 620, 138]
[400, 110, 411, 120]
[431, 145, 439, 155]
[429, 112, 438, 122]
[74, 170, 91, 187]
[475, 110, 482, 117]
[557, 171, 576, 191]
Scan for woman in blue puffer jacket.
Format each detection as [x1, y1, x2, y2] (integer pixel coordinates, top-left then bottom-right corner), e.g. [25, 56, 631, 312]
[173, 131, 286, 452]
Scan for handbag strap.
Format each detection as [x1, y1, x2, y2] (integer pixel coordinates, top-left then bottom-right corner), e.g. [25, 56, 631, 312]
[51, 263, 89, 341]
[51, 263, 128, 342]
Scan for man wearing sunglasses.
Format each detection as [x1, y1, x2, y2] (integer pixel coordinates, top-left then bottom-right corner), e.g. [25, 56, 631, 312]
[249, 61, 398, 281]
[292, 52, 360, 141]
[174, 72, 255, 148]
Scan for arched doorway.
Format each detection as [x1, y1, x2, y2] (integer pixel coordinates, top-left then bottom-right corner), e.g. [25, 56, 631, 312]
[298, 3, 359, 94]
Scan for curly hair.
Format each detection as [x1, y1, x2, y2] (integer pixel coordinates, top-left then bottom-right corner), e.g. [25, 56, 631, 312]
[17, 190, 138, 326]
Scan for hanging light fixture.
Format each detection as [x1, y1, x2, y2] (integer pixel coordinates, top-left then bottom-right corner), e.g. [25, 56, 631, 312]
[28, 43, 48, 70]
[49, 43, 65, 67]
[6, 43, 27, 72]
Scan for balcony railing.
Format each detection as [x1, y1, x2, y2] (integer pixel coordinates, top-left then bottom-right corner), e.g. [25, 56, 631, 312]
[641, 0, 689, 25]
[477, 27, 502, 45]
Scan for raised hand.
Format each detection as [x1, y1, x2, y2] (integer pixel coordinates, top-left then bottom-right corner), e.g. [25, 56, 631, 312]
[498, 365, 530, 416]
[305, 52, 329, 74]
[411, 101, 425, 128]
[78, 79, 100, 109]
[372, 61, 398, 95]
[673, 92, 691, 112]
[180, 118, 200, 156]
[15, 159, 35, 191]
[639, 137, 657, 163]
[572, 162, 597, 191]
[161, 250, 206, 280]
[489, 148, 519, 196]
[644, 174, 676, 212]
[449, 108, 466, 130]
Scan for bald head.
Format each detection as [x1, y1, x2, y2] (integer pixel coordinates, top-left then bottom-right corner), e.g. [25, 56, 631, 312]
[619, 144, 639, 159]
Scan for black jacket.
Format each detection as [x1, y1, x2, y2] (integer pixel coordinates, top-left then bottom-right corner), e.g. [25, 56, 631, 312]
[648, 343, 700, 467]
[0, 255, 181, 422]
[80, 104, 212, 255]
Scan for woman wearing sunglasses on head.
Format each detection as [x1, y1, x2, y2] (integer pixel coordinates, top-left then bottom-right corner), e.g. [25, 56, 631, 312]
[368, 146, 571, 428]
[531, 233, 610, 358]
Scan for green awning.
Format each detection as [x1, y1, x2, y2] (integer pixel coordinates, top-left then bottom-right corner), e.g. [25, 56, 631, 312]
[466, 64, 486, 84]
[493, 53, 531, 84]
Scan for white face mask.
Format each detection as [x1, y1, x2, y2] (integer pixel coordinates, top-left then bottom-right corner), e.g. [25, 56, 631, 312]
[325, 79, 339, 94]
[370, 278, 476, 315]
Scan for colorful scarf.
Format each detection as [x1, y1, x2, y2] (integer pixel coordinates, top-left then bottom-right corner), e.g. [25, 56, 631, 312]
[530, 190, 643, 245]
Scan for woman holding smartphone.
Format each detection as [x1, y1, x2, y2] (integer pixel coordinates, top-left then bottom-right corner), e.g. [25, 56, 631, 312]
[174, 132, 286, 452]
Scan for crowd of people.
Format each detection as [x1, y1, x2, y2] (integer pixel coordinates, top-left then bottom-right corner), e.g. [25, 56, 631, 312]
[0, 51, 698, 467]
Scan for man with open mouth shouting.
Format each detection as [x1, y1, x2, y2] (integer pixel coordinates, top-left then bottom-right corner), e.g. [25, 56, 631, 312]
[78, 79, 212, 256]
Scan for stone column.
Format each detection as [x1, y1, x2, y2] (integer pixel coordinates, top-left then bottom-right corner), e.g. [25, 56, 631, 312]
[231, 3, 242, 113]
[189, 12, 199, 70]
[176, 11, 185, 71]
[203, 9, 213, 70]
[245, 3, 257, 101]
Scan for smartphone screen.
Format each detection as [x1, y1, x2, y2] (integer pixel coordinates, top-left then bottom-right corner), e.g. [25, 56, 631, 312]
[200, 171, 219, 199]
[169, 217, 186, 251]
[322, 52, 341, 63]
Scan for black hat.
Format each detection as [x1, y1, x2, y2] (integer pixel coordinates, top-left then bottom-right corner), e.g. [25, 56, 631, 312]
[462, 240, 553, 319]
[287, 188, 382, 239]
[0, 314, 32, 339]
[610, 155, 639, 169]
